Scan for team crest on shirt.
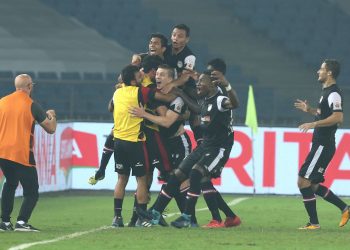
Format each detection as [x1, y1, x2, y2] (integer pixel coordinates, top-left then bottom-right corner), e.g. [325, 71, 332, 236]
[177, 61, 183, 68]
[207, 104, 212, 111]
[318, 167, 324, 174]
[175, 105, 181, 113]
[334, 102, 341, 109]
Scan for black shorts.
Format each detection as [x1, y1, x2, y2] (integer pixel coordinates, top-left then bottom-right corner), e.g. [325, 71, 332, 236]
[113, 139, 148, 177]
[299, 142, 336, 184]
[211, 138, 233, 178]
[144, 127, 172, 174]
[178, 142, 232, 178]
[165, 132, 192, 169]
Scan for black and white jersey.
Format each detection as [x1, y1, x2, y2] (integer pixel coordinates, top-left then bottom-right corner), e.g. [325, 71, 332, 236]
[164, 46, 196, 90]
[159, 97, 187, 138]
[164, 45, 196, 74]
[200, 91, 233, 147]
[313, 84, 343, 144]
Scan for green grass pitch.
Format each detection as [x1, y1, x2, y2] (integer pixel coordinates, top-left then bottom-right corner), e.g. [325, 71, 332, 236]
[1, 191, 350, 250]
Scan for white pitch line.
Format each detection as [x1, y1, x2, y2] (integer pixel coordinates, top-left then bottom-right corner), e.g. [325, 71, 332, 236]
[165, 196, 250, 218]
[8, 226, 111, 250]
[9, 197, 250, 250]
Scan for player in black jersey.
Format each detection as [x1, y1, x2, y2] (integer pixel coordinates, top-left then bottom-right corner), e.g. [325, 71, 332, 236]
[161, 24, 203, 145]
[295, 59, 349, 230]
[146, 70, 238, 227]
[199, 58, 241, 228]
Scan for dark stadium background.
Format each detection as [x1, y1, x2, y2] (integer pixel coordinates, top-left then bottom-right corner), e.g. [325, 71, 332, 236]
[1, 0, 349, 127]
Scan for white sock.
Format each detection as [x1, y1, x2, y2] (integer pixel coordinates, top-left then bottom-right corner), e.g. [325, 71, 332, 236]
[17, 220, 25, 225]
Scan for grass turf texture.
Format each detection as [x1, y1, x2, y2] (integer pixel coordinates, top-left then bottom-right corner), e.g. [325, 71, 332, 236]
[1, 191, 349, 250]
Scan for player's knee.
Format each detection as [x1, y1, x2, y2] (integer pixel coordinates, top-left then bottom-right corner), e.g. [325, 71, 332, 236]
[117, 174, 129, 187]
[4, 181, 18, 191]
[200, 176, 212, 185]
[297, 176, 311, 189]
[174, 169, 187, 182]
[192, 164, 207, 176]
[23, 187, 39, 201]
[310, 184, 319, 192]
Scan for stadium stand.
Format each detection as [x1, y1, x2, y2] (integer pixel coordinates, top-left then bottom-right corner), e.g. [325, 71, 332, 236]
[0, 0, 349, 127]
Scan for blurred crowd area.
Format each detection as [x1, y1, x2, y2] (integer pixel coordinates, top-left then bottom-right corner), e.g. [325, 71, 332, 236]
[1, 0, 349, 127]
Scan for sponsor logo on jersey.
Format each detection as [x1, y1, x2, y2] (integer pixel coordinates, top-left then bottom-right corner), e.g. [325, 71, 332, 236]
[115, 164, 124, 170]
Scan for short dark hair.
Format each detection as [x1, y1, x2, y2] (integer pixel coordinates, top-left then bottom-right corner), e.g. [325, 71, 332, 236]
[150, 33, 168, 48]
[324, 59, 340, 79]
[121, 65, 139, 85]
[174, 24, 190, 37]
[207, 58, 226, 75]
[142, 55, 163, 74]
[202, 70, 215, 82]
[158, 64, 175, 79]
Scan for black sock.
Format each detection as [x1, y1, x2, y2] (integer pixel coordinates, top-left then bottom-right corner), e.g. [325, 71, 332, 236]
[114, 198, 123, 218]
[129, 194, 138, 223]
[99, 134, 114, 171]
[174, 187, 189, 213]
[315, 185, 347, 211]
[153, 177, 180, 213]
[300, 187, 318, 224]
[184, 169, 202, 216]
[216, 192, 236, 218]
[202, 181, 222, 221]
[149, 185, 166, 211]
[191, 212, 198, 224]
[138, 203, 147, 212]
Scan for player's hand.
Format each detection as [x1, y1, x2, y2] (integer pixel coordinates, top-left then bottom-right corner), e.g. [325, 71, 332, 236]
[131, 54, 142, 66]
[183, 69, 199, 81]
[294, 99, 309, 112]
[129, 104, 146, 118]
[299, 122, 316, 132]
[46, 110, 56, 120]
[211, 70, 229, 87]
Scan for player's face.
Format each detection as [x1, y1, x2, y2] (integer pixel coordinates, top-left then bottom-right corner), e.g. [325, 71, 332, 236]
[171, 28, 189, 50]
[134, 71, 143, 86]
[317, 62, 329, 83]
[156, 68, 173, 89]
[196, 74, 211, 97]
[149, 37, 164, 56]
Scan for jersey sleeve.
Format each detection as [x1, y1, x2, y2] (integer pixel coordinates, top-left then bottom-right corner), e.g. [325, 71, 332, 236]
[31, 102, 47, 123]
[216, 95, 230, 112]
[184, 55, 196, 70]
[169, 97, 185, 114]
[328, 92, 343, 112]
